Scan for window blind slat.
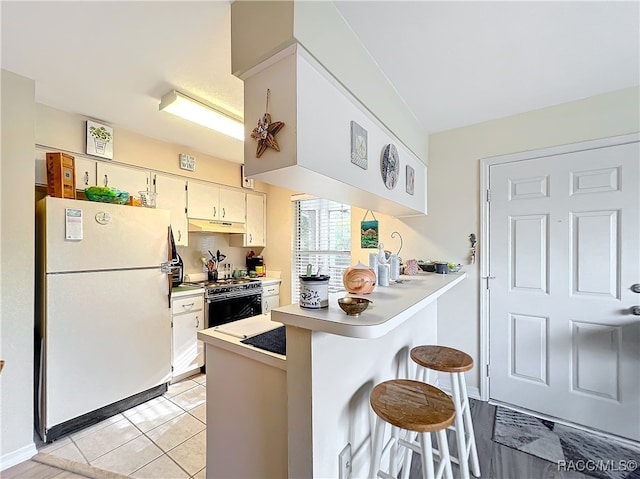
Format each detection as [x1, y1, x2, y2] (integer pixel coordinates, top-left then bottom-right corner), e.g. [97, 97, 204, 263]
[292, 197, 351, 302]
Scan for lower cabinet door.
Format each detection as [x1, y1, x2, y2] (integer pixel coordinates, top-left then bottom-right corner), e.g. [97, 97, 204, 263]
[262, 295, 280, 314]
[172, 311, 203, 377]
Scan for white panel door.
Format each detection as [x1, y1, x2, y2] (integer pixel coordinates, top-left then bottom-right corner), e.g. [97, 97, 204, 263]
[488, 141, 640, 440]
[45, 269, 171, 428]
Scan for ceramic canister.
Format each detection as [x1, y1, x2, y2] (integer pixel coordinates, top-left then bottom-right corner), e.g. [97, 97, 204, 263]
[299, 275, 330, 309]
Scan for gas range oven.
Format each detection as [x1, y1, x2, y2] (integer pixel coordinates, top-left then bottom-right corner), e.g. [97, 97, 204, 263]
[185, 278, 262, 328]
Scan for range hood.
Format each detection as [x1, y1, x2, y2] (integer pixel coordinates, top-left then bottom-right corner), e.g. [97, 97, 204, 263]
[188, 219, 246, 234]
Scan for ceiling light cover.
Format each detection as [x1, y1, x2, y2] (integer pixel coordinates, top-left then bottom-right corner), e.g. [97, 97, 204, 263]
[159, 90, 244, 141]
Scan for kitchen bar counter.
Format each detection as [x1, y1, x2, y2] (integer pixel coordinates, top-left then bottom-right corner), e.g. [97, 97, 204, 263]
[199, 271, 466, 479]
[274, 272, 466, 339]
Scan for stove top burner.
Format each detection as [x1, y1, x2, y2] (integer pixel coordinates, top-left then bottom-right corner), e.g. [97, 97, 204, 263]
[185, 278, 261, 295]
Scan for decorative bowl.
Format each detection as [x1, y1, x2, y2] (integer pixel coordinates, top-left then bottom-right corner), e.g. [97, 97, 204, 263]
[85, 186, 130, 205]
[342, 262, 376, 294]
[418, 261, 435, 272]
[338, 297, 371, 316]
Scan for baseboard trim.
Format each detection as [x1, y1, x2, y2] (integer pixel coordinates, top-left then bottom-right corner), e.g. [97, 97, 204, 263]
[0, 442, 37, 471]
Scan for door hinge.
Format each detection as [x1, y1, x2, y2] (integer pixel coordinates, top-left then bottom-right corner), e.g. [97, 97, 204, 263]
[483, 276, 496, 289]
[486, 364, 490, 377]
[486, 189, 491, 202]
[171, 365, 174, 372]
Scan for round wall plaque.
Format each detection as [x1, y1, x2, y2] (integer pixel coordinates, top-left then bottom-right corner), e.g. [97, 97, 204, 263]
[380, 144, 399, 190]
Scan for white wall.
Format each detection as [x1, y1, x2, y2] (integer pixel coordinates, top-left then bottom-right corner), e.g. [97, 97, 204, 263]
[348, 87, 640, 393]
[1, 70, 37, 469]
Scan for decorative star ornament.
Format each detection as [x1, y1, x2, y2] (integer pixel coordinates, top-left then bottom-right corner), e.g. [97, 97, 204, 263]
[250, 89, 285, 158]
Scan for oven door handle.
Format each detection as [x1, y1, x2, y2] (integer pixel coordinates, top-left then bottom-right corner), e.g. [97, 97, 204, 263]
[207, 291, 262, 302]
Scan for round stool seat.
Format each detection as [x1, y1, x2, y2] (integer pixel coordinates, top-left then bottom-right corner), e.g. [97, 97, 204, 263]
[411, 345, 473, 373]
[370, 379, 455, 433]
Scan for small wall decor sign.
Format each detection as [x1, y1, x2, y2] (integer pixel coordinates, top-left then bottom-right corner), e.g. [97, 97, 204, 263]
[179, 153, 196, 172]
[86, 120, 113, 159]
[350, 121, 368, 169]
[361, 210, 379, 248]
[406, 165, 415, 195]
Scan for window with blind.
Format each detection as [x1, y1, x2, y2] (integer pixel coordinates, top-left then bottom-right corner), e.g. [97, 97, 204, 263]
[292, 197, 351, 303]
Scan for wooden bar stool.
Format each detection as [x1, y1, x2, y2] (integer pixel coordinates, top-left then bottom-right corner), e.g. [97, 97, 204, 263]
[369, 379, 454, 479]
[410, 346, 480, 479]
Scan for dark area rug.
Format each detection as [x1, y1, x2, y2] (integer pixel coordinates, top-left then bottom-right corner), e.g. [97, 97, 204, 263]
[492, 406, 640, 479]
[241, 326, 286, 356]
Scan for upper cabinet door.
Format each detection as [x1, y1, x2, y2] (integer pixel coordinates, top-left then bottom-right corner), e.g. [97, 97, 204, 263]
[219, 188, 245, 223]
[155, 173, 188, 246]
[187, 181, 220, 220]
[97, 162, 150, 196]
[246, 193, 265, 246]
[75, 157, 97, 189]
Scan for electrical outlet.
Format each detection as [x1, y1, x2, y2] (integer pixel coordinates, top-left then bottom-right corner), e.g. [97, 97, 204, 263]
[339, 443, 352, 479]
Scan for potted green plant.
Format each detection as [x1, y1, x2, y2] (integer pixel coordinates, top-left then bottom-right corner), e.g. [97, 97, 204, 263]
[89, 125, 112, 154]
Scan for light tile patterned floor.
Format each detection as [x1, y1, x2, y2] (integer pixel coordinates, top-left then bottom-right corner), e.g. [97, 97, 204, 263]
[37, 373, 207, 478]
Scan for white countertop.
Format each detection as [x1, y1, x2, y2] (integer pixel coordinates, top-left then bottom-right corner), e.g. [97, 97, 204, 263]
[198, 313, 286, 370]
[256, 277, 281, 285]
[171, 284, 205, 298]
[272, 272, 466, 339]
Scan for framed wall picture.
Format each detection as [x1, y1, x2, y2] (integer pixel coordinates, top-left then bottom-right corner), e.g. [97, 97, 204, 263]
[241, 164, 254, 189]
[86, 120, 113, 159]
[406, 165, 415, 195]
[350, 121, 368, 169]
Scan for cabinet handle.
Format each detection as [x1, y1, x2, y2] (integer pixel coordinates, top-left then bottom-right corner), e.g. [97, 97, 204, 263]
[213, 206, 217, 217]
[84, 171, 89, 185]
[177, 230, 182, 242]
[223, 207, 226, 218]
[182, 302, 195, 310]
[249, 234, 253, 243]
[196, 316, 200, 328]
[104, 174, 109, 186]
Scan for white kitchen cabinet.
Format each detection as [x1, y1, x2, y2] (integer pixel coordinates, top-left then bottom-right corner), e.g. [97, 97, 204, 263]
[231, 192, 266, 247]
[188, 181, 246, 223]
[75, 157, 97, 189]
[171, 292, 205, 380]
[97, 162, 150, 196]
[35, 148, 97, 190]
[261, 279, 280, 314]
[154, 173, 188, 246]
[187, 181, 219, 220]
[219, 187, 246, 223]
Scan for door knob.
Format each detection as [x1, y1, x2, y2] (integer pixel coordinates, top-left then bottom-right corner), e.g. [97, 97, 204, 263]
[631, 284, 640, 293]
[631, 306, 640, 316]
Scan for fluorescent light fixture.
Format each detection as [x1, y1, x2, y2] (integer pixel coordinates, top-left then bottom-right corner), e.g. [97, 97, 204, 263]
[159, 90, 244, 141]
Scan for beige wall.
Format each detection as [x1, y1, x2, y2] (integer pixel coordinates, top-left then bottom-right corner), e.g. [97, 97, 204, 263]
[1, 70, 37, 466]
[349, 87, 639, 394]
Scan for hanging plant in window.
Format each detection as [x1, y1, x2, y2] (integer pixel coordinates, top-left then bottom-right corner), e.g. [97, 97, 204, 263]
[251, 89, 285, 158]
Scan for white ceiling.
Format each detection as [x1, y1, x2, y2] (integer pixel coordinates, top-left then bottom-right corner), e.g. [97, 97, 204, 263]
[2, 1, 638, 165]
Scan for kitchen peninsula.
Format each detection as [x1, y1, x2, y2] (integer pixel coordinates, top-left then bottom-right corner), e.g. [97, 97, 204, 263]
[198, 272, 466, 478]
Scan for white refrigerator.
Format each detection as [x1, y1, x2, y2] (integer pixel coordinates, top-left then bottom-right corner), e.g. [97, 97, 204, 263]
[36, 197, 173, 442]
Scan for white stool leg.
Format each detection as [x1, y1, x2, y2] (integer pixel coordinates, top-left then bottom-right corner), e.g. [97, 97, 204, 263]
[435, 429, 453, 479]
[450, 372, 470, 479]
[370, 415, 386, 479]
[419, 432, 435, 479]
[459, 372, 480, 477]
[390, 425, 400, 477]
